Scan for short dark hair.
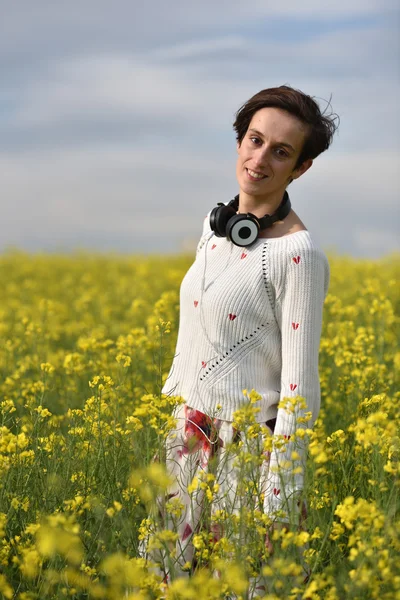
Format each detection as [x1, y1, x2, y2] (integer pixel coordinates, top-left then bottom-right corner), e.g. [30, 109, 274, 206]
[233, 85, 339, 168]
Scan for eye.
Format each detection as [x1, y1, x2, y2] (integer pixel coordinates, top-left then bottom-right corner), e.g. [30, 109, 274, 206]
[249, 136, 261, 145]
[275, 148, 289, 158]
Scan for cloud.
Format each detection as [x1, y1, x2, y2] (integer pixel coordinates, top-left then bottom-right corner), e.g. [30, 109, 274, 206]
[0, 2, 399, 256]
[1, 2, 398, 82]
[3, 23, 398, 127]
[3, 54, 239, 137]
[147, 36, 246, 61]
[353, 228, 399, 256]
[2, 143, 399, 256]
[294, 151, 400, 255]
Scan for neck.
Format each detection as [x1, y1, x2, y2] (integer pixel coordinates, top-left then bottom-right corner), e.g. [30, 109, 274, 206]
[238, 189, 287, 217]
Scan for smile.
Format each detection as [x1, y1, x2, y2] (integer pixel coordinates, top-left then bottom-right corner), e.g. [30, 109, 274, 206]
[246, 168, 267, 180]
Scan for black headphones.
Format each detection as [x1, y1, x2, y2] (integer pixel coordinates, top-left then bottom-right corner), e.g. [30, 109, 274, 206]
[209, 191, 291, 247]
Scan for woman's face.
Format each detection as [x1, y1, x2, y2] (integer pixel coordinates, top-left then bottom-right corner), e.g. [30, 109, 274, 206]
[236, 107, 312, 202]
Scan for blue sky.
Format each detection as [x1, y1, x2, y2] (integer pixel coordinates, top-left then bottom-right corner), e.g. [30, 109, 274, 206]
[1, 0, 399, 256]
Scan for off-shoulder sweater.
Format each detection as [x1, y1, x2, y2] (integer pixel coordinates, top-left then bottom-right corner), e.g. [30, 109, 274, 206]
[162, 213, 330, 519]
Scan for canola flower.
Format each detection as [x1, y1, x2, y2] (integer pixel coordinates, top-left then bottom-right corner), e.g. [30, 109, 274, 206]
[0, 249, 399, 599]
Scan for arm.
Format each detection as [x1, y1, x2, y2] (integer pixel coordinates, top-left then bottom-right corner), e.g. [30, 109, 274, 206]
[264, 245, 329, 523]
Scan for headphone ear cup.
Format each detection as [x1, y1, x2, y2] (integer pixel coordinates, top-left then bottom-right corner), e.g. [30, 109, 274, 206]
[226, 214, 260, 247]
[210, 204, 237, 237]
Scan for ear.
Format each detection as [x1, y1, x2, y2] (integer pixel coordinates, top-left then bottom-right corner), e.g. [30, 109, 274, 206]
[292, 158, 313, 180]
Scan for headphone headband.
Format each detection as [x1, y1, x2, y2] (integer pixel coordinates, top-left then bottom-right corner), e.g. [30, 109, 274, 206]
[228, 191, 291, 229]
[210, 191, 292, 247]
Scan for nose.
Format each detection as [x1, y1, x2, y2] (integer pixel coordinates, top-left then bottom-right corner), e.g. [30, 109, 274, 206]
[253, 145, 270, 168]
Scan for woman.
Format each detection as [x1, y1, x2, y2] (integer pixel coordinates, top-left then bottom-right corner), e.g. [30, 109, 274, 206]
[142, 85, 338, 594]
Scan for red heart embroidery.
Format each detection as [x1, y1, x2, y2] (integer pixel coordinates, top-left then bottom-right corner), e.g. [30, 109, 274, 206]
[241, 252, 247, 259]
[290, 383, 297, 391]
[211, 244, 217, 250]
[194, 300, 198, 307]
[228, 314, 237, 321]
[293, 256, 301, 264]
[182, 523, 193, 541]
[283, 434, 291, 440]
[292, 322, 299, 330]
[201, 361, 207, 368]
[273, 488, 280, 496]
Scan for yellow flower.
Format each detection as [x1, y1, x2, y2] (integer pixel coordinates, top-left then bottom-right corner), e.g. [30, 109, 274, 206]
[188, 476, 199, 495]
[0, 574, 13, 599]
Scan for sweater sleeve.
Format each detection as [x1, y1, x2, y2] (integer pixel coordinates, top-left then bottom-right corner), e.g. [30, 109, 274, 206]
[264, 244, 329, 522]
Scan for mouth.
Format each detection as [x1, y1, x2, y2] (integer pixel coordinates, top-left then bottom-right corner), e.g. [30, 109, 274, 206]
[246, 168, 268, 181]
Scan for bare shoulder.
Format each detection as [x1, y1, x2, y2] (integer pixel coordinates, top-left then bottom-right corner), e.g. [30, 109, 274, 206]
[285, 220, 307, 234]
[259, 209, 307, 239]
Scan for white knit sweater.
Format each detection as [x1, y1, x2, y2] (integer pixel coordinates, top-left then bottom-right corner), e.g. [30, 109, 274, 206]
[162, 212, 330, 519]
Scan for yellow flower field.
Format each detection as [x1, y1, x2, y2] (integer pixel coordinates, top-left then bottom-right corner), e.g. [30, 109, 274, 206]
[0, 250, 399, 599]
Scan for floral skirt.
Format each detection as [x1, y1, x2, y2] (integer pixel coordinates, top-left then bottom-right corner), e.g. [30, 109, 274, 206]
[139, 403, 277, 590]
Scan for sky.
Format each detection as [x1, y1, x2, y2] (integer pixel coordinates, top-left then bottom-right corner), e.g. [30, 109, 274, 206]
[1, 0, 399, 257]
